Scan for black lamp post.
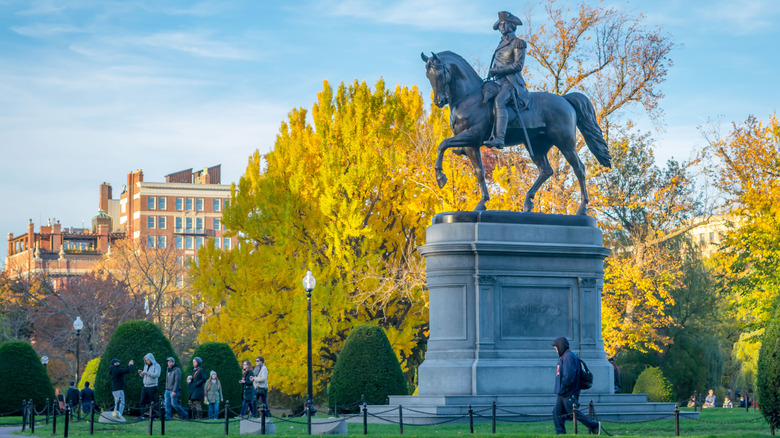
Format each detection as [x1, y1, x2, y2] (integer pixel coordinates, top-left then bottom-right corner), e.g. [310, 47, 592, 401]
[302, 270, 316, 435]
[73, 316, 83, 383]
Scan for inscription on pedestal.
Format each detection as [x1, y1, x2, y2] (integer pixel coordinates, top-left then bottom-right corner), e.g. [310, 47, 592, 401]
[500, 286, 571, 339]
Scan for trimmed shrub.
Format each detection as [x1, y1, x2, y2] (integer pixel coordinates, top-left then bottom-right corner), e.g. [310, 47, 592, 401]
[328, 325, 407, 411]
[182, 342, 242, 407]
[0, 341, 54, 413]
[94, 320, 179, 412]
[79, 357, 100, 390]
[633, 366, 673, 402]
[758, 308, 780, 429]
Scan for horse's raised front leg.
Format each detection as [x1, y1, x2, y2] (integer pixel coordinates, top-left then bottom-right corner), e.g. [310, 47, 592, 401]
[465, 146, 489, 211]
[524, 152, 553, 213]
[434, 130, 479, 189]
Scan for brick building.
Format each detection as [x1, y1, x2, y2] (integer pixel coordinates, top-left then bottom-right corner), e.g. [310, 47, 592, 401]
[4, 165, 234, 284]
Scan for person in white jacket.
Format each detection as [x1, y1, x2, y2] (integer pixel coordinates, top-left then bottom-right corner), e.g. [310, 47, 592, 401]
[251, 356, 270, 416]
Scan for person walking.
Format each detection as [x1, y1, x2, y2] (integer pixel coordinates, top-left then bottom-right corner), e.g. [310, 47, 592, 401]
[108, 358, 134, 417]
[252, 356, 270, 417]
[206, 371, 224, 420]
[138, 353, 161, 419]
[551, 336, 601, 435]
[239, 359, 256, 418]
[80, 382, 95, 415]
[65, 381, 79, 417]
[164, 357, 189, 420]
[188, 357, 207, 419]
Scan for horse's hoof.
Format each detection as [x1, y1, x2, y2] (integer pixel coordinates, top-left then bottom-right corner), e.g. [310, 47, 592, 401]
[436, 172, 448, 188]
[576, 205, 588, 215]
[523, 201, 534, 212]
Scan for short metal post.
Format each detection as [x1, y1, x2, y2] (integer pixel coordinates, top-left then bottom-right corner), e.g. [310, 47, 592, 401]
[694, 390, 698, 412]
[64, 406, 70, 438]
[770, 424, 775, 435]
[30, 400, 36, 433]
[53, 401, 58, 435]
[78, 394, 82, 421]
[46, 398, 50, 425]
[160, 398, 165, 436]
[589, 400, 594, 419]
[224, 401, 230, 436]
[22, 401, 27, 432]
[398, 405, 403, 435]
[148, 407, 153, 436]
[362, 402, 368, 435]
[674, 404, 680, 436]
[492, 401, 496, 434]
[90, 402, 95, 435]
[261, 407, 266, 435]
[468, 404, 474, 434]
[573, 407, 577, 434]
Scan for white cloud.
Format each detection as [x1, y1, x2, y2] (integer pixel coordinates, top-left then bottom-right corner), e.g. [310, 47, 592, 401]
[692, 0, 780, 34]
[11, 23, 85, 37]
[123, 31, 256, 60]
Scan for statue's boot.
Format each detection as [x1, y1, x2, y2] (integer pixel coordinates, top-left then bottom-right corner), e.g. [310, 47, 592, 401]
[483, 107, 507, 149]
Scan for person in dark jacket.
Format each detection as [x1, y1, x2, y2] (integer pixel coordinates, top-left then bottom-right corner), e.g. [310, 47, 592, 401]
[65, 381, 80, 415]
[188, 357, 207, 419]
[80, 381, 95, 415]
[239, 359, 256, 418]
[552, 336, 601, 435]
[109, 358, 134, 416]
[164, 357, 189, 420]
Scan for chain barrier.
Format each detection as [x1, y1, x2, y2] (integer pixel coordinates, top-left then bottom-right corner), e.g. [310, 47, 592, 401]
[680, 415, 765, 424]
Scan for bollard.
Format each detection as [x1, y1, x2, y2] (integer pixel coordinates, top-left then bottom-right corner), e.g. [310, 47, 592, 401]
[674, 404, 680, 436]
[305, 404, 311, 436]
[261, 405, 266, 435]
[22, 401, 27, 432]
[224, 401, 230, 436]
[53, 401, 58, 435]
[148, 407, 153, 436]
[589, 400, 594, 419]
[399, 405, 403, 435]
[573, 407, 577, 435]
[46, 397, 50, 425]
[770, 424, 775, 436]
[78, 393, 82, 422]
[492, 401, 496, 434]
[90, 402, 95, 435]
[694, 390, 698, 412]
[363, 402, 368, 435]
[64, 406, 70, 438]
[468, 404, 474, 434]
[30, 400, 36, 433]
[160, 398, 165, 436]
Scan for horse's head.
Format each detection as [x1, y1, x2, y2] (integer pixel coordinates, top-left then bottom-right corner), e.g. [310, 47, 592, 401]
[421, 52, 450, 108]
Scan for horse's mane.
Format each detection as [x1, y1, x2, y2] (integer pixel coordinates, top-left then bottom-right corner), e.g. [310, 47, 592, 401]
[436, 51, 483, 87]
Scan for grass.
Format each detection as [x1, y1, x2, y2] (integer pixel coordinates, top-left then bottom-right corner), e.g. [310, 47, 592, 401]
[5, 407, 774, 437]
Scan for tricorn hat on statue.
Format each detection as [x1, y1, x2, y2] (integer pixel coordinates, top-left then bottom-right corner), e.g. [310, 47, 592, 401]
[493, 11, 522, 30]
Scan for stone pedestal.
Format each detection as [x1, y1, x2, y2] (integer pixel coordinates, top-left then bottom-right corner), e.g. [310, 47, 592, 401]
[417, 211, 613, 396]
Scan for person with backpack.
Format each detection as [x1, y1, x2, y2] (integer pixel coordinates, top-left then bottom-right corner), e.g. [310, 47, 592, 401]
[551, 336, 601, 435]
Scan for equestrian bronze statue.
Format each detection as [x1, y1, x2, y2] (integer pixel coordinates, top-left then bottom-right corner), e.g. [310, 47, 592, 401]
[420, 12, 611, 215]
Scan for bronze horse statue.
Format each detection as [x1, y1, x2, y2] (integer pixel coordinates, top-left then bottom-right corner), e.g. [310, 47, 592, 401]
[421, 51, 611, 215]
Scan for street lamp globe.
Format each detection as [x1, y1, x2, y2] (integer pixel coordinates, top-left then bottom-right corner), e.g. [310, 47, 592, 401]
[73, 316, 83, 333]
[302, 270, 316, 292]
[41, 355, 49, 366]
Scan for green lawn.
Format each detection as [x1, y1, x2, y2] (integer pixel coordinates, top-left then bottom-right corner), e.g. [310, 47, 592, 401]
[7, 408, 774, 437]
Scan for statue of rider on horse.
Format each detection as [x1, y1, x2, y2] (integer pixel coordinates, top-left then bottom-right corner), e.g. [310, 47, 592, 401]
[421, 11, 612, 215]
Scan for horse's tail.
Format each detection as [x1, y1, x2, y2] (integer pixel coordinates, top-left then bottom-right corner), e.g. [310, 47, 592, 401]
[563, 92, 612, 168]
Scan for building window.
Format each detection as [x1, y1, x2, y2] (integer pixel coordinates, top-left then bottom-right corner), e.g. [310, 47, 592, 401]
[185, 236, 193, 249]
[148, 197, 156, 210]
[223, 238, 231, 250]
[709, 232, 715, 242]
[196, 217, 203, 231]
[158, 216, 166, 229]
[147, 216, 155, 229]
[186, 217, 193, 232]
[196, 198, 204, 211]
[158, 236, 167, 248]
[147, 236, 155, 248]
[213, 199, 220, 211]
[158, 197, 166, 210]
[176, 198, 183, 210]
[186, 198, 193, 210]
[175, 217, 182, 231]
[699, 234, 705, 244]
[213, 218, 220, 230]
[195, 237, 203, 249]
[175, 236, 183, 249]
[176, 276, 185, 288]
[214, 238, 220, 249]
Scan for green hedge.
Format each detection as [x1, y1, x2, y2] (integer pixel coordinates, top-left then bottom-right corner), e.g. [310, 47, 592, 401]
[328, 325, 407, 412]
[758, 307, 780, 429]
[94, 320, 179, 412]
[183, 342, 242, 407]
[0, 341, 54, 413]
[633, 366, 673, 402]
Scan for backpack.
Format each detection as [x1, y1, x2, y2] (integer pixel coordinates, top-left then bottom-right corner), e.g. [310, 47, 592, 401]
[579, 359, 594, 390]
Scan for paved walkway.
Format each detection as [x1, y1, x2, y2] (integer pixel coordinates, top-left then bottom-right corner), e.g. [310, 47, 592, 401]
[0, 426, 21, 437]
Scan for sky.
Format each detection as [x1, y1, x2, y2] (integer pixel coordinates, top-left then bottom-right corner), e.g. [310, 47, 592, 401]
[1, 0, 779, 266]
